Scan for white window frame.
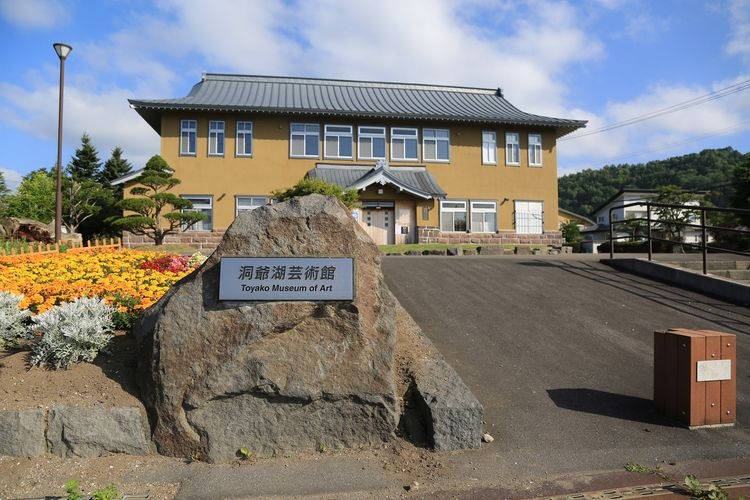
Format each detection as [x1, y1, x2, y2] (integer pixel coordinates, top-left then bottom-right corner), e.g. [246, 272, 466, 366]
[290, 123, 320, 158]
[323, 124, 353, 159]
[390, 127, 419, 162]
[470, 201, 497, 233]
[482, 131, 497, 165]
[236, 121, 253, 157]
[440, 200, 468, 232]
[208, 121, 225, 156]
[180, 119, 197, 156]
[182, 195, 213, 232]
[528, 133, 542, 167]
[514, 200, 543, 235]
[505, 132, 519, 166]
[422, 128, 450, 162]
[235, 196, 267, 216]
[357, 126, 386, 160]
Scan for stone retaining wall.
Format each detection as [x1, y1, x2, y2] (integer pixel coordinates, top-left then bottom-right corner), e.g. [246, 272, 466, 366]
[417, 226, 562, 246]
[123, 231, 225, 250]
[0, 406, 153, 458]
[125, 228, 563, 250]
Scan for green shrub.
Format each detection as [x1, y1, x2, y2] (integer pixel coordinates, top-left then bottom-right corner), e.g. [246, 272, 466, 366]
[29, 297, 115, 369]
[597, 240, 674, 253]
[271, 178, 360, 209]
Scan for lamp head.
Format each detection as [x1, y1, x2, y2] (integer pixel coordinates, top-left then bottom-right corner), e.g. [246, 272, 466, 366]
[53, 43, 72, 60]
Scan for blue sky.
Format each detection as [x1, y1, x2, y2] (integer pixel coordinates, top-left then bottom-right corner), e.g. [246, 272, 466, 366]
[0, 0, 748, 191]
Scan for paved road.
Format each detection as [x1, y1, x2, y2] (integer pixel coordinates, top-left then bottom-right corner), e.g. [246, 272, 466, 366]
[383, 254, 750, 497]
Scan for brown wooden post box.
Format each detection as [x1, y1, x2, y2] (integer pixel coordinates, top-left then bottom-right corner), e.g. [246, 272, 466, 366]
[654, 328, 736, 428]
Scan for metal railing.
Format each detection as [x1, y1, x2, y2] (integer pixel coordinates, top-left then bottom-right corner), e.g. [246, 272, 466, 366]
[608, 202, 750, 274]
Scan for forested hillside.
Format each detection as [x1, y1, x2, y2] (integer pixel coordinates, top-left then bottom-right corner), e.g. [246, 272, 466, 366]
[558, 147, 748, 217]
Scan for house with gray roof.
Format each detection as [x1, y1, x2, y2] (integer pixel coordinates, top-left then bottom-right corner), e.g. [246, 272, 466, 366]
[124, 73, 586, 248]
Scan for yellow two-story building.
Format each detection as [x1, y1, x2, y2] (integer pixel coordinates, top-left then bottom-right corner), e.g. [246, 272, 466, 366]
[122, 74, 585, 248]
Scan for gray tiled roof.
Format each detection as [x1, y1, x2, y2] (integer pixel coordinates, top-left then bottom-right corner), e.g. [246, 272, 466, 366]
[130, 74, 586, 134]
[308, 164, 446, 199]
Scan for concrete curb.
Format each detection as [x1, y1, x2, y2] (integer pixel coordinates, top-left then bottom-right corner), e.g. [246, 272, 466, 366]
[601, 258, 750, 305]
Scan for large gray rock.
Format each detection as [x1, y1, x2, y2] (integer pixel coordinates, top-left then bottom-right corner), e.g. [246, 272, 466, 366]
[134, 195, 399, 462]
[412, 358, 484, 450]
[393, 305, 484, 451]
[0, 410, 47, 456]
[47, 406, 152, 457]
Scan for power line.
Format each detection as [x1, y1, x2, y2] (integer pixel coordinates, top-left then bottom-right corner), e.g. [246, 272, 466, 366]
[560, 78, 750, 141]
[567, 120, 750, 166]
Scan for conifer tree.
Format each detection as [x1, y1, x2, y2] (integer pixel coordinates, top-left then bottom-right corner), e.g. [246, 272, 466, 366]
[113, 155, 207, 245]
[98, 147, 133, 186]
[67, 133, 102, 182]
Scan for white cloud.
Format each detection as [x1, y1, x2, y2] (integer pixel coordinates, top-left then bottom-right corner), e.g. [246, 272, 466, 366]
[284, 0, 602, 115]
[0, 0, 601, 158]
[0, 0, 69, 28]
[0, 81, 158, 169]
[3, 0, 747, 185]
[0, 166, 23, 192]
[559, 76, 750, 168]
[620, 12, 668, 42]
[726, 0, 750, 66]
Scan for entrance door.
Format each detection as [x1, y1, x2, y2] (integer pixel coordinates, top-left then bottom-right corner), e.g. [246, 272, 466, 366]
[361, 208, 395, 245]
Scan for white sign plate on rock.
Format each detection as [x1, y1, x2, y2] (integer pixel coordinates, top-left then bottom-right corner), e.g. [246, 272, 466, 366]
[696, 359, 732, 382]
[219, 257, 354, 301]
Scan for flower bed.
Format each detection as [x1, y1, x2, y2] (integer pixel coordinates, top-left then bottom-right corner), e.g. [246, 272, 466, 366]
[0, 249, 204, 325]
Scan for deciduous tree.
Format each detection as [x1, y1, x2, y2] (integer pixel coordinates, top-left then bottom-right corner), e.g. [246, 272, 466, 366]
[653, 185, 702, 247]
[1, 170, 55, 223]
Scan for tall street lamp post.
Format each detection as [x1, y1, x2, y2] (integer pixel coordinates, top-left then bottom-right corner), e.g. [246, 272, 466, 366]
[53, 42, 72, 244]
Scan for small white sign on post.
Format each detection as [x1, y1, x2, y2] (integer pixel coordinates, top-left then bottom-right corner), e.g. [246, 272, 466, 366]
[696, 359, 732, 382]
[219, 257, 354, 301]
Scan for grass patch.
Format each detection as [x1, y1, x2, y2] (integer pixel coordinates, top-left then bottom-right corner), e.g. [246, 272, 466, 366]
[379, 243, 552, 255]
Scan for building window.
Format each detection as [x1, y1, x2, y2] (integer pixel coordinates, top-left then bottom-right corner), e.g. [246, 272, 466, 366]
[528, 133, 542, 166]
[471, 201, 497, 232]
[290, 123, 320, 157]
[358, 126, 386, 159]
[390, 127, 418, 161]
[236, 196, 267, 216]
[440, 200, 467, 232]
[180, 119, 197, 156]
[514, 200, 543, 234]
[324, 125, 353, 159]
[182, 196, 213, 231]
[482, 131, 497, 165]
[423, 128, 450, 162]
[505, 132, 519, 165]
[208, 121, 225, 156]
[236, 121, 253, 157]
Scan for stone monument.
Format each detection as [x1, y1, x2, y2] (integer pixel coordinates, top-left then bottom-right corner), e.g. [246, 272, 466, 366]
[134, 194, 482, 462]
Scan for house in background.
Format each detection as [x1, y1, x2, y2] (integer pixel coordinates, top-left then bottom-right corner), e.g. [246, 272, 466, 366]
[558, 208, 594, 231]
[121, 73, 586, 249]
[581, 188, 708, 253]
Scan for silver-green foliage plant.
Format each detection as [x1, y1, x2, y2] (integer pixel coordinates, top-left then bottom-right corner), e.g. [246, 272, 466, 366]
[30, 297, 115, 369]
[0, 292, 31, 348]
